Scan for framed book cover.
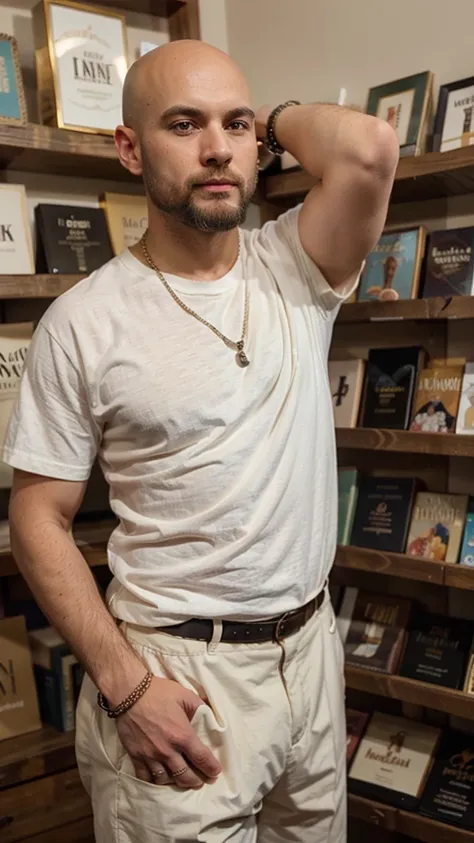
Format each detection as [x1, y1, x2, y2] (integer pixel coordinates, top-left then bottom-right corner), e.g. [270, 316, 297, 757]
[420, 730, 474, 829]
[399, 612, 473, 689]
[460, 511, 474, 567]
[423, 227, 474, 297]
[457, 363, 474, 434]
[410, 365, 464, 434]
[343, 591, 412, 674]
[406, 492, 468, 564]
[433, 76, 474, 153]
[0, 33, 27, 124]
[32, 0, 128, 134]
[366, 71, 433, 157]
[0, 184, 35, 274]
[329, 359, 365, 427]
[358, 228, 426, 302]
[35, 203, 114, 274]
[349, 711, 441, 810]
[360, 346, 424, 430]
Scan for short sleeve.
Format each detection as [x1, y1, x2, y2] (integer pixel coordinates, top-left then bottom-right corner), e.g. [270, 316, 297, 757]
[259, 204, 361, 316]
[2, 323, 100, 481]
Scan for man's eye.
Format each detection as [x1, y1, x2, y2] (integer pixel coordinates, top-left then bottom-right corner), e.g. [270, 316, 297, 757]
[228, 120, 249, 132]
[172, 121, 195, 134]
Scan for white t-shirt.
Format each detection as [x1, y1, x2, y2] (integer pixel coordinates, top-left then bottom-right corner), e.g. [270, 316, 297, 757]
[2, 205, 354, 625]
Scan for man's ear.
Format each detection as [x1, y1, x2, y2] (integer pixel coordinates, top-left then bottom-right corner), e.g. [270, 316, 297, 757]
[115, 125, 142, 177]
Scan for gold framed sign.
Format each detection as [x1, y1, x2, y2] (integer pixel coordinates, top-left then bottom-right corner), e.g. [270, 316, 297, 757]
[32, 0, 128, 135]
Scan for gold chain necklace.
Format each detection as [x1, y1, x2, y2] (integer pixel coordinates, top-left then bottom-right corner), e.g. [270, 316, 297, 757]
[140, 232, 250, 368]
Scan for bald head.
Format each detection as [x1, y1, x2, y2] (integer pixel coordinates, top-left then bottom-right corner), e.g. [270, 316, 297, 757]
[122, 40, 250, 129]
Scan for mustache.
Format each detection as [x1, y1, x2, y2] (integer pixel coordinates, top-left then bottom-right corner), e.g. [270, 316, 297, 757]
[187, 171, 245, 189]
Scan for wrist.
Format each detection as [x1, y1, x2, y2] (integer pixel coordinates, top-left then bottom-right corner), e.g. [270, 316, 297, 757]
[98, 652, 149, 709]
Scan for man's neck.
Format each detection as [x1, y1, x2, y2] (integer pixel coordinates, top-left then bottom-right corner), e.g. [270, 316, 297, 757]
[130, 211, 240, 282]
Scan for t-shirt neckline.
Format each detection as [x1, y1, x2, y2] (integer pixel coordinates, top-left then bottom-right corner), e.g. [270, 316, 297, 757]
[120, 247, 243, 296]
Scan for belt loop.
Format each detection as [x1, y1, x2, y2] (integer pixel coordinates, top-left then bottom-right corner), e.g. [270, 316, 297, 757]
[207, 620, 223, 655]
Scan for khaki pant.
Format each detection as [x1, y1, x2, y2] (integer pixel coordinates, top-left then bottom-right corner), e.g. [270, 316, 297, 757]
[75, 592, 347, 843]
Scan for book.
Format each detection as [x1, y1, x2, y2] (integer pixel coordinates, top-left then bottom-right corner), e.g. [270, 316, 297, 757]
[0, 184, 34, 274]
[350, 475, 418, 553]
[420, 730, 474, 829]
[460, 501, 474, 567]
[0, 615, 41, 740]
[337, 468, 359, 545]
[423, 226, 474, 297]
[336, 586, 359, 643]
[410, 365, 464, 433]
[357, 228, 426, 302]
[343, 591, 412, 674]
[360, 347, 424, 430]
[366, 71, 433, 157]
[100, 192, 148, 254]
[0, 323, 34, 489]
[406, 492, 469, 563]
[348, 711, 441, 809]
[456, 363, 474, 434]
[346, 709, 370, 768]
[399, 612, 473, 689]
[35, 204, 114, 274]
[329, 359, 365, 427]
[28, 626, 76, 732]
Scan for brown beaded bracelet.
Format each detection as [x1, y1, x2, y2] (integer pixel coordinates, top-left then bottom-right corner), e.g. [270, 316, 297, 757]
[265, 100, 301, 156]
[97, 670, 153, 719]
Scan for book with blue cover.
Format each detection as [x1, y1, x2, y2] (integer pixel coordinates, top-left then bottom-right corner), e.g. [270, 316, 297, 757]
[358, 228, 426, 302]
[460, 500, 474, 567]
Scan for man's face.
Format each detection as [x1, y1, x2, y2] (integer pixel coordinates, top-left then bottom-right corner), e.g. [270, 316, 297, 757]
[136, 62, 258, 232]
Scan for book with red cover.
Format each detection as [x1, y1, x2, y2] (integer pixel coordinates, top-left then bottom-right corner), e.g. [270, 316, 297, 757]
[346, 709, 370, 769]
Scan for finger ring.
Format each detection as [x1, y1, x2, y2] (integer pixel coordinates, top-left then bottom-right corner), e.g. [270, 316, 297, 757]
[170, 765, 188, 778]
[151, 767, 166, 779]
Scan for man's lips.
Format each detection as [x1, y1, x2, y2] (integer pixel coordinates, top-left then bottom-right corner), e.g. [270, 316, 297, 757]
[195, 180, 238, 193]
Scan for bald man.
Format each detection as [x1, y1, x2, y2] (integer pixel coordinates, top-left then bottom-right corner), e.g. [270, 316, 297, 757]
[4, 40, 398, 843]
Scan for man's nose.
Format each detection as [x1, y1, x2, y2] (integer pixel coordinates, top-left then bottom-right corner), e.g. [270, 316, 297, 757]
[199, 125, 232, 168]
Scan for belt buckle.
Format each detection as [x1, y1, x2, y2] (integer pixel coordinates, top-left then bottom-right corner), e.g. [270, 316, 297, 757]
[275, 611, 291, 642]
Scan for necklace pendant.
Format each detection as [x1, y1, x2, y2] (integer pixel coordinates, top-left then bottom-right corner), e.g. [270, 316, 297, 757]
[237, 348, 250, 367]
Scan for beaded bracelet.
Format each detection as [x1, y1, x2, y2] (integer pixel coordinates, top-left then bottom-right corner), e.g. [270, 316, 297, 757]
[97, 670, 153, 719]
[265, 100, 301, 156]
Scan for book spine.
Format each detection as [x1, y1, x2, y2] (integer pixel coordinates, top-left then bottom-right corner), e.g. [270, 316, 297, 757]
[33, 665, 62, 730]
[51, 645, 71, 731]
[61, 655, 77, 732]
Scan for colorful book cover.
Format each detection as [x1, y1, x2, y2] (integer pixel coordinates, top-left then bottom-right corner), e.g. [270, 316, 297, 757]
[399, 612, 473, 688]
[329, 359, 365, 427]
[350, 475, 418, 554]
[406, 492, 469, 563]
[456, 363, 474, 434]
[423, 226, 474, 297]
[360, 347, 424, 430]
[460, 501, 474, 567]
[343, 591, 412, 674]
[337, 468, 359, 545]
[410, 366, 464, 433]
[358, 228, 426, 302]
[349, 711, 441, 810]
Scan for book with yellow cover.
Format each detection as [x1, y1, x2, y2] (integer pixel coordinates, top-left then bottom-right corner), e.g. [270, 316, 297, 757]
[410, 365, 463, 433]
[101, 193, 148, 255]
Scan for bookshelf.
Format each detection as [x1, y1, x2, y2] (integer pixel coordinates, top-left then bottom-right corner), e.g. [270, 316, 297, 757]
[348, 794, 474, 843]
[336, 429, 474, 457]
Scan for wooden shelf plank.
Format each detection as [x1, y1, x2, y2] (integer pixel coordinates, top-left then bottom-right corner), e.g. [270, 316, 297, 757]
[0, 275, 84, 299]
[335, 545, 445, 585]
[348, 794, 474, 841]
[0, 123, 139, 182]
[264, 145, 474, 205]
[338, 296, 474, 323]
[445, 565, 474, 590]
[336, 428, 474, 457]
[66, 0, 187, 14]
[345, 666, 474, 718]
[0, 726, 76, 790]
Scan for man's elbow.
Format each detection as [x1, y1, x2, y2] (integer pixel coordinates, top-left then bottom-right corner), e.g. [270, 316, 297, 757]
[347, 116, 400, 182]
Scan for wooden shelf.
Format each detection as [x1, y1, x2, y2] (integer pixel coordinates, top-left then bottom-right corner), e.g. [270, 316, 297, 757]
[348, 794, 474, 842]
[264, 145, 474, 205]
[0, 519, 114, 577]
[0, 275, 84, 299]
[336, 428, 474, 457]
[335, 545, 446, 586]
[345, 666, 474, 719]
[0, 123, 139, 182]
[0, 726, 76, 790]
[82, 0, 188, 14]
[338, 295, 474, 323]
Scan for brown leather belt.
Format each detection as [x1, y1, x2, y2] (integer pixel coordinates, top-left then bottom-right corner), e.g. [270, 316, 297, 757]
[156, 587, 325, 644]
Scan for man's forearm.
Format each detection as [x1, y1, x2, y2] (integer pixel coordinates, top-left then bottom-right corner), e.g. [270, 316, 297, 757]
[10, 517, 146, 707]
[260, 102, 398, 180]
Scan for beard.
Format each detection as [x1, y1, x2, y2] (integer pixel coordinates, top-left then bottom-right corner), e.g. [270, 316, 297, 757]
[141, 151, 258, 232]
